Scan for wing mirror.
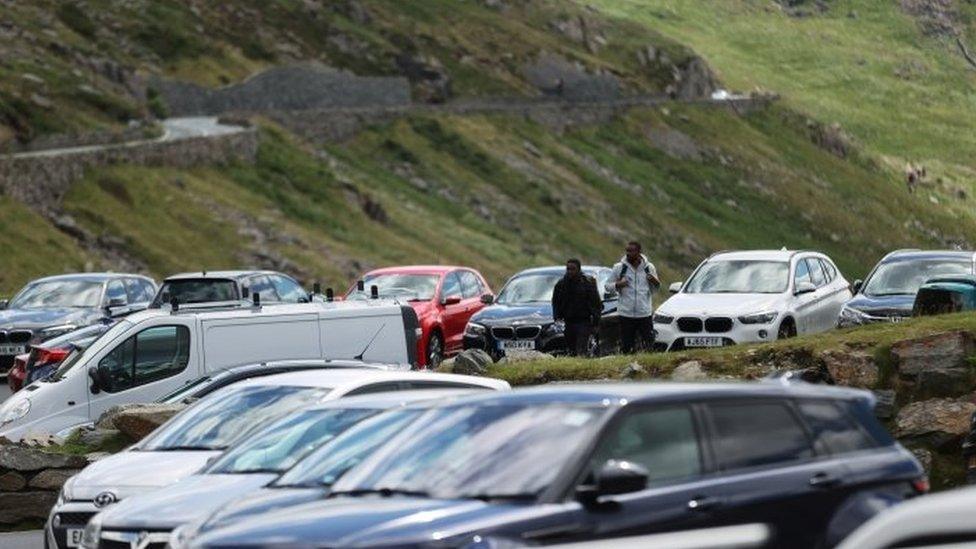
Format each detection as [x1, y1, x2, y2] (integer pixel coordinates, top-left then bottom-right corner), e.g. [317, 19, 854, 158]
[443, 295, 462, 306]
[87, 368, 102, 395]
[794, 281, 817, 295]
[480, 294, 494, 305]
[104, 297, 128, 316]
[851, 279, 863, 294]
[576, 459, 649, 504]
[668, 282, 683, 294]
[0, 299, 8, 310]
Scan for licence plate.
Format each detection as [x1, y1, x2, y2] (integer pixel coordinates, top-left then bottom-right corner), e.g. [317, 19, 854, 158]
[684, 337, 723, 348]
[500, 340, 535, 352]
[66, 528, 84, 547]
[0, 345, 26, 356]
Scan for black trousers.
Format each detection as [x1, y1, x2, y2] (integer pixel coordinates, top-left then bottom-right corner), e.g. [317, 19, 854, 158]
[564, 322, 593, 356]
[620, 316, 654, 354]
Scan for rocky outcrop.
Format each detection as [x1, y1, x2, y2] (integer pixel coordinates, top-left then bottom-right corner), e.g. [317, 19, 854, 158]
[0, 441, 87, 524]
[821, 349, 878, 388]
[893, 331, 976, 397]
[895, 398, 976, 449]
[99, 403, 186, 442]
[450, 349, 494, 376]
[522, 53, 620, 102]
[497, 350, 555, 364]
[0, 445, 86, 472]
[671, 360, 708, 381]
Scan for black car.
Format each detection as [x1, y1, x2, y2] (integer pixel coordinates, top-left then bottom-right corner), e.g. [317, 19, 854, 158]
[462, 266, 619, 358]
[150, 270, 313, 308]
[839, 249, 975, 327]
[191, 382, 926, 549]
[0, 273, 155, 374]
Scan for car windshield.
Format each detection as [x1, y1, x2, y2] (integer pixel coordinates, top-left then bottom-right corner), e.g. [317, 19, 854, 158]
[684, 261, 790, 294]
[348, 274, 439, 301]
[863, 259, 973, 297]
[207, 408, 378, 475]
[140, 385, 332, 451]
[9, 280, 103, 309]
[333, 403, 605, 500]
[48, 320, 133, 382]
[497, 273, 562, 304]
[155, 279, 238, 305]
[276, 408, 425, 488]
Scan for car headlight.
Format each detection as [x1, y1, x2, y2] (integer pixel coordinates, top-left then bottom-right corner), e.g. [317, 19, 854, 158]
[0, 398, 30, 426]
[544, 321, 565, 335]
[652, 313, 674, 324]
[738, 311, 778, 325]
[838, 305, 868, 327]
[464, 322, 486, 338]
[81, 515, 101, 549]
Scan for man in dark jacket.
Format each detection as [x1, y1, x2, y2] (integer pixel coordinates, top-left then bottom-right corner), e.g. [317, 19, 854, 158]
[552, 259, 602, 356]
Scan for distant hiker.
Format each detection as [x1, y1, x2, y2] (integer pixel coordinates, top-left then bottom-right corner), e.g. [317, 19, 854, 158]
[554, 77, 565, 97]
[552, 258, 602, 356]
[906, 162, 918, 194]
[607, 241, 660, 353]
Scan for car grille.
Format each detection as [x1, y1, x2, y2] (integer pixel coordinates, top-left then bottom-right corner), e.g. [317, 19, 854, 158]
[491, 327, 515, 340]
[704, 317, 733, 333]
[100, 530, 171, 549]
[514, 326, 541, 339]
[676, 317, 703, 333]
[56, 511, 95, 527]
[8, 330, 31, 344]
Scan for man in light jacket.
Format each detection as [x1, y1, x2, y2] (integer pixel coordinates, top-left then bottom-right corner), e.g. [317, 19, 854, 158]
[607, 241, 660, 353]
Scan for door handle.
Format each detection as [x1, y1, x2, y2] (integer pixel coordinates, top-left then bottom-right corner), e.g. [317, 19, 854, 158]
[687, 495, 722, 511]
[809, 472, 841, 488]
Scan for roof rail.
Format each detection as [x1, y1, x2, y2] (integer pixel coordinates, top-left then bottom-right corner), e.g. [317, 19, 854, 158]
[169, 300, 255, 314]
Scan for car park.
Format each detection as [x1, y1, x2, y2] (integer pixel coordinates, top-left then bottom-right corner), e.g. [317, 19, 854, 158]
[462, 265, 620, 358]
[7, 324, 111, 392]
[190, 382, 924, 549]
[88, 390, 489, 549]
[0, 299, 421, 441]
[0, 273, 156, 375]
[653, 250, 850, 351]
[912, 274, 976, 317]
[346, 266, 494, 367]
[150, 270, 312, 308]
[839, 249, 975, 327]
[49, 370, 507, 549]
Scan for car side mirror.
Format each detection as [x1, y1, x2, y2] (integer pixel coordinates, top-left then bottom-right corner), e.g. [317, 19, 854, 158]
[577, 460, 648, 504]
[105, 297, 127, 316]
[794, 281, 817, 295]
[852, 279, 863, 294]
[88, 368, 101, 395]
[0, 299, 8, 310]
[480, 294, 494, 305]
[443, 295, 462, 306]
[668, 282, 683, 294]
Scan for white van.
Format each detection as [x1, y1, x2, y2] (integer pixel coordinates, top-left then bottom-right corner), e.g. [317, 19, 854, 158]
[0, 300, 420, 441]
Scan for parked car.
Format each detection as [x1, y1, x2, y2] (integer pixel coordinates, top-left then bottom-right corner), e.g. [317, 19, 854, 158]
[49, 370, 507, 549]
[346, 266, 494, 368]
[912, 274, 976, 317]
[835, 486, 975, 549]
[654, 250, 850, 351]
[6, 323, 111, 392]
[88, 390, 493, 549]
[0, 299, 420, 441]
[839, 249, 975, 327]
[150, 270, 312, 308]
[462, 265, 620, 358]
[0, 273, 156, 375]
[190, 382, 925, 549]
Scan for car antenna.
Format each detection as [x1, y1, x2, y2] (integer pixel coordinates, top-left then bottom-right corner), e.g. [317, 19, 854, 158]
[370, 285, 379, 299]
[354, 322, 386, 361]
[325, 288, 334, 302]
[170, 296, 179, 312]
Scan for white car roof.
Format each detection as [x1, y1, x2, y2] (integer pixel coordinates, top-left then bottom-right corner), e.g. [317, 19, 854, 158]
[164, 271, 277, 280]
[710, 250, 809, 262]
[121, 300, 403, 324]
[226, 369, 510, 395]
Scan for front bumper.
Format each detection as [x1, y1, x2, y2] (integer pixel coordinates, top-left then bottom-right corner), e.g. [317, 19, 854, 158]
[654, 315, 779, 351]
[463, 324, 564, 359]
[46, 500, 98, 549]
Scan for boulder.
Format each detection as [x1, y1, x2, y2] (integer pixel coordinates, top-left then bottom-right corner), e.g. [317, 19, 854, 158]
[0, 446, 86, 472]
[895, 398, 976, 449]
[76, 427, 122, 448]
[671, 360, 708, 381]
[106, 404, 186, 442]
[451, 349, 494, 376]
[0, 471, 26, 491]
[0, 491, 58, 524]
[821, 349, 878, 388]
[619, 362, 646, 380]
[910, 447, 933, 474]
[28, 468, 79, 491]
[873, 389, 897, 420]
[497, 350, 555, 364]
[85, 452, 111, 464]
[892, 331, 976, 397]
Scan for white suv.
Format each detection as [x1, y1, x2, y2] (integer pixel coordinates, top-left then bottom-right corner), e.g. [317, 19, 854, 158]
[653, 250, 851, 351]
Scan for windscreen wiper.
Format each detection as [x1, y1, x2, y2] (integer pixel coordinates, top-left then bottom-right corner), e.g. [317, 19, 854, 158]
[328, 487, 430, 498]
[156, 445, 226, 451]
[464, 493, 537, 502]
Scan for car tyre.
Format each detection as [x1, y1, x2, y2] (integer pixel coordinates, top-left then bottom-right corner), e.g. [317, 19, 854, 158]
[427, 331, 444, 369]
[777, 317, 797, 339]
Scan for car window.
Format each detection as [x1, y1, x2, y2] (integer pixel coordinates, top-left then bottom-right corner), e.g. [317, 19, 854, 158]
[97, 325, 190, 392]
[799, 401, 875, 455]
[105, 280, 127, 305]
[271, 275, 307, 303]
[460, 271, 483, 299]
[248, 275, 279, 301]
[345, 382, 402, 396]
[589, 407, 702, 485]
[818, 259, 836, 283]
[807, 259, 826, 287]
[401, 381, 487, 390]
[707, 401, 813, 470]
[794, 259, 812, 288]
[125, 278, 155, 303]
[440, 272, 463, 300]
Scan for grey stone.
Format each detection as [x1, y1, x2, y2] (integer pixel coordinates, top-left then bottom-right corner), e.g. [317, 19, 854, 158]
[892, 331, 975, 397]
[671, 360, 708, 381]
[0, 446, 86, 472]
[76, 427, 120, 448]
[28, 469, 80, 491]
[910, 447, 933, 473]
[0, 471, 26, 491]
[85, 452, 111, 464]
[619, 362, 646, 380]
[452, 349, 494, 376]
[497, 350, 555, 364]
[108, 403, 186, 441]
[873, 389, 897, 420]
[0, 491, 58, 524]
[821, 349, 878, 388]
[895, 398, 976, 449]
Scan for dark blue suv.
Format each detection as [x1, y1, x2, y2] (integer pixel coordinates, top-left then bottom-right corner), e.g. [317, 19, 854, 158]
[191, 383, 925, 549]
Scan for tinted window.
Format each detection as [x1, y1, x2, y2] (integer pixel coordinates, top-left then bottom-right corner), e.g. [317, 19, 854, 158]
[591, 407, 701, 485]
[125, 278, 155, 303]
[97, 325, 190, 392]
[271, 275, 307, 302]
[248, 275, 279, 301]
[800, 401, 875, 455]
[708, 402, 813, 470]
[794, 259, 811, 287]
[807, 259, 826, 287]
[819, 259, 836, 283]
[155, 279, 238, 306]
[460, 271, 483, 299]
[345, 383, 401, 396]
[440, 273, 463, 300]
[105, 280, 128, 305]
[97, 336, 136, 393]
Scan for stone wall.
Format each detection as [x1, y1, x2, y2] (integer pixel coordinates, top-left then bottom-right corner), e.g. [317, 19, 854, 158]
[0, 129, 258, 213]
[153, 64, 411, 117]
[0, 444, 88, 525]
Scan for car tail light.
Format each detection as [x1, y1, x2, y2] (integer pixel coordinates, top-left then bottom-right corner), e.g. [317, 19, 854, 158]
[33, 346, 70, 367]
[912, 476, 930, 494]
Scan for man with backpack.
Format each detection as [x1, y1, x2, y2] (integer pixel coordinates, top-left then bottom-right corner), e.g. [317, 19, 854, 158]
[607, 241, 660, 353]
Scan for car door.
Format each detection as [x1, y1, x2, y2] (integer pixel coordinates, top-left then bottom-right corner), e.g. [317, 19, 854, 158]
[87, 320, 197, 420]
[438, 272, 467, 354]
[818, 258, 850, 329]
[459, 270, 488, 323]
[792, 258, 819, 335]
[805, 258, 832, 332]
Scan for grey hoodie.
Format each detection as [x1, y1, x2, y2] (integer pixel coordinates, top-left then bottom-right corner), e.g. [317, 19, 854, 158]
[606, 254, 658, 318]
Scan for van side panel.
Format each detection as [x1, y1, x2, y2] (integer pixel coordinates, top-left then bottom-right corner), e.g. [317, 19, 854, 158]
[319, 310, 408, 364]
[202, 314, 320, 369]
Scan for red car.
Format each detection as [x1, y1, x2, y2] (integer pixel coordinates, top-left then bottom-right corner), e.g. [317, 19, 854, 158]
[6, 346, 70, 392]
[346, 266, 494, 368]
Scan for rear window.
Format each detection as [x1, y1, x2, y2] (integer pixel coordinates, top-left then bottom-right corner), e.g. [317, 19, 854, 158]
[707, 401, 813, 470]
[799, 400, 876, 455]
[155, 279, 238, 306]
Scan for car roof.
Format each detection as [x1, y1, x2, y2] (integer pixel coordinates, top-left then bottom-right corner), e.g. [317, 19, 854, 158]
[211, 359, 405, 378]
[881, 250, 976, 263]
[307, 389, 484, 410]
[226, 369, 509, 392]
[30, 273, 150, 284]
[363, 266, 468, 276]
[511, 265, 608, 277]
[123, 299, 404, 322]
[163, 270, 283, 281]
[708, 250, 802, 262]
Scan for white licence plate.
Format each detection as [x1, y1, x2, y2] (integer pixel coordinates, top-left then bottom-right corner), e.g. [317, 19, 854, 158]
[0, 345, 26, 356]
[501, 340, 535, 351]
[66, 528, 84, 547]
[684, 337, 723, 348]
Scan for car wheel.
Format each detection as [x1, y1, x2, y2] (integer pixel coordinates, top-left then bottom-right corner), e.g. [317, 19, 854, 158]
[587, 333, 600, 357]
[427, 332, 444, 368]
[777, 318, 797, 339]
